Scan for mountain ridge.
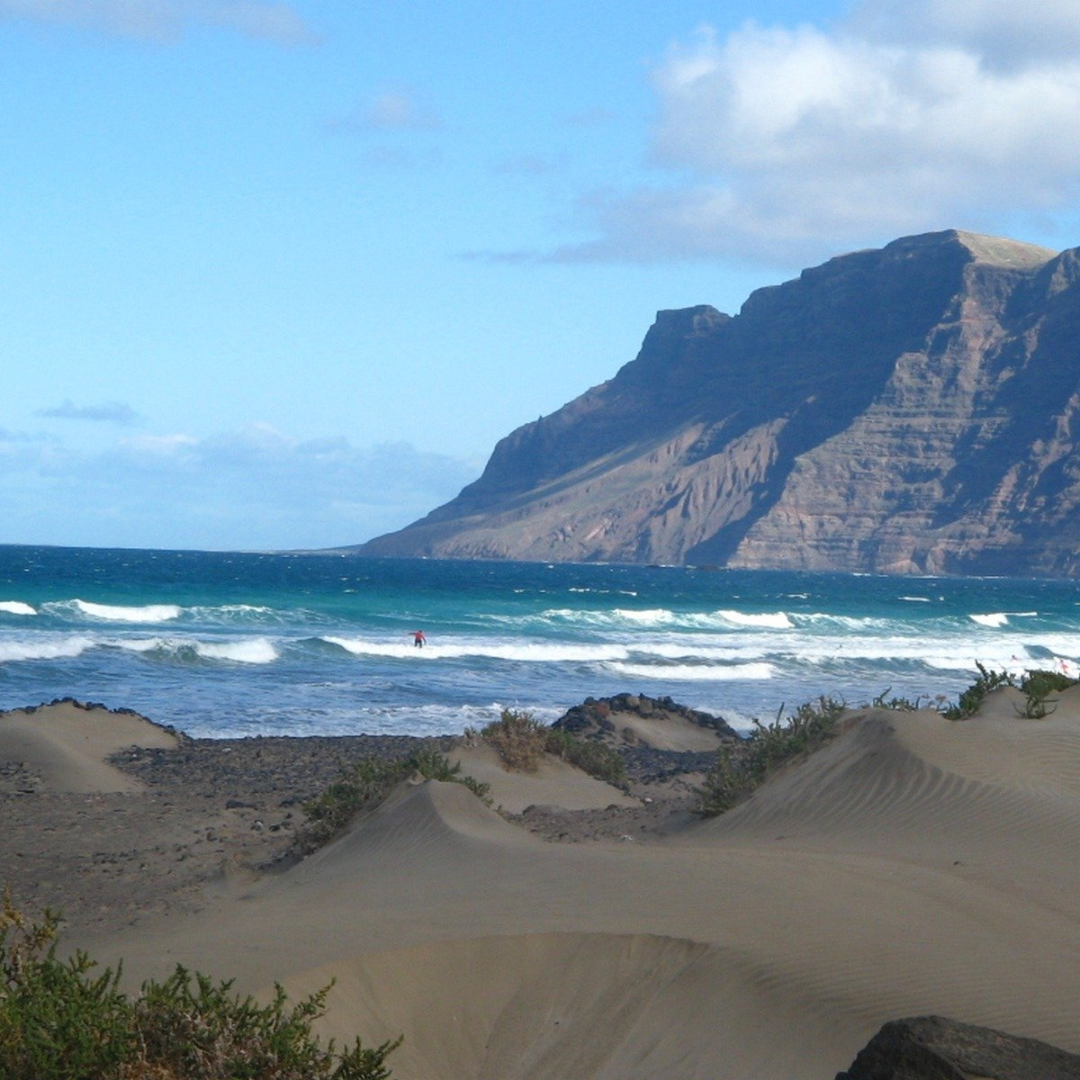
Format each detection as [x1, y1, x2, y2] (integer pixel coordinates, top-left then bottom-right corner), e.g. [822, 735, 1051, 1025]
[357, 229, 1080, 576]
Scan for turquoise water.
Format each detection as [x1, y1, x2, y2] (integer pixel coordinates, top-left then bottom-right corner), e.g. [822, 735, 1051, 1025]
[1, 545, 1079, 738]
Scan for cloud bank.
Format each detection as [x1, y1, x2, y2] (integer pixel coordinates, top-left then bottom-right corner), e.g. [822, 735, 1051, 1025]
[559, 1, 1080, 264]
[38, 400, 141, 425]
[0, 423, 478, 550]
[0, 0, 315, 44]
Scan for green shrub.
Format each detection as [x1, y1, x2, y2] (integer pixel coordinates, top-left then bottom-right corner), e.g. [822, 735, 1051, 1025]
[481, 709, 628, 788]
[1014, 668, 1077, 718]
[301, 750, 490, 848]
[0, 894, 399, 1080]
[695, 696, 846, 818]
[942, 662, 1014, 719]
[1019, 668, 1076, 698]
[693, 744, 749, 817]
[407, 748, 492, 804]
[871, 688, 930, 711]
[481, 709, 548, 772]
[542, 727, 627, 789]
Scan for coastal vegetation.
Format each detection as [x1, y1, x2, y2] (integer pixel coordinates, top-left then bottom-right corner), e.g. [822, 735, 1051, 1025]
[939, 663, 1079, 720]
[941, 662, 1015, 719]
[0, 894, 399, 1080]
[476, 708, 627, 788]
[695, 696, 846, 817]
[299, 749, 491, 848]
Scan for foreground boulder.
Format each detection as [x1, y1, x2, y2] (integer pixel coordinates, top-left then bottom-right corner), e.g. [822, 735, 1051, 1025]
[836, 1015, 1080, 1080]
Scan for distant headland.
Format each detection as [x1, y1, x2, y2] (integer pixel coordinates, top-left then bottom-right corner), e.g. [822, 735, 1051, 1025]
[356, 230, 1080, 577]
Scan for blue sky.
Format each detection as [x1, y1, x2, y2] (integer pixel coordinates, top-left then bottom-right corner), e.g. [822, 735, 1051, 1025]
[3, 0, 1080, 550]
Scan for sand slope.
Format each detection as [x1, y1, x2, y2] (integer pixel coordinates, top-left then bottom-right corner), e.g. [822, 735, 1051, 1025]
[0, 701, 178, 793]
[69, 695, 1080, 1079]
[450, 742, 639, 814]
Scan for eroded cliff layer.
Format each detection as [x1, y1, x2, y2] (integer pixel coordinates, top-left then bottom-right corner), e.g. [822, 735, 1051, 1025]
[360, 230, 1080, 576]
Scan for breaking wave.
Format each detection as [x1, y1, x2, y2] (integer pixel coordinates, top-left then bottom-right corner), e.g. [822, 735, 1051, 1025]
[108, 636, 280, 664]
[72, 600, 182, 623]
[609, 661, 775, 681]
[0, 601, 36, 616]
[715, 610, 793, 630]
[194, 638, 278, 664]
[0, 635, 95, 663]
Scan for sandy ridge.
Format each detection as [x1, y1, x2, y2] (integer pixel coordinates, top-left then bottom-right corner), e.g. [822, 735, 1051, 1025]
[2, 695, 1080, 1078]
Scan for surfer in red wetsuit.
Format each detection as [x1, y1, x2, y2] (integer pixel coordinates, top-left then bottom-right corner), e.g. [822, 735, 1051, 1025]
[411, 630, 426, 648]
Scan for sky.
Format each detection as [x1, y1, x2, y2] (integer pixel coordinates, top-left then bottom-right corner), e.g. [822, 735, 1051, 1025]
[4, 0, 1080, 551]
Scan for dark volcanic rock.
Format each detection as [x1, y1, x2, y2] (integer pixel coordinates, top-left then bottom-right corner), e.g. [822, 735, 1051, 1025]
[553, 693, 740, 744]
[836, 1015, 1080, 1080]
[357, 229, 1080, 577]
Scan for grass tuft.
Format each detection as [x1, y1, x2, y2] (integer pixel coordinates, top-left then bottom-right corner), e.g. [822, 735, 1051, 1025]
[479, 709, 627, 788]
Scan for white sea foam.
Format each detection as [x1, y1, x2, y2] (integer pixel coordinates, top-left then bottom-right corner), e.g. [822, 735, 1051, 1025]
[923, 645, 1033, 674]
[323, 637, 629, 663]
[716, 610, 793, 630]
[536, 607, 680, 629]
[1022, 632, 1080, 657]
[74, 600, 181, 623]
[643, 642, 750, 661]
[194, 638, 278, 664]
[188, 604, 281, 623]
[795, 612, 893, 631]
[970, 612, 1009, 628]
[609, 661, 774, 681]
[0, 601, 36, 616]
[114, 637, 169, 653]
[612, 608, 677, 625]
[899, 596, 932, 603]
[0, 635, 95, 663]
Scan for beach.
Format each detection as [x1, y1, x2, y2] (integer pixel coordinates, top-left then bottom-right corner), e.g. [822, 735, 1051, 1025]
[3, 691, 1080, 1078]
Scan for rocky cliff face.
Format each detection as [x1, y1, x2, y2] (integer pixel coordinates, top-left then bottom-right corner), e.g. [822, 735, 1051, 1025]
[359, 230, 1080, 576]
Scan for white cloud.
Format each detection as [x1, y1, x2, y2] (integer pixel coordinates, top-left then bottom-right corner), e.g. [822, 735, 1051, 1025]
[557, 7, 1080, 264]
[0, 0, 315, 45]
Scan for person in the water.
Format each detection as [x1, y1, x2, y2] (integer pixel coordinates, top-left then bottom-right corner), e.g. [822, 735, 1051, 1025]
[411, 630, 426, 647]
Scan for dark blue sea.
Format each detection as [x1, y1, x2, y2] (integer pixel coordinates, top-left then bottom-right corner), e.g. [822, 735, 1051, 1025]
[1, 545, 1078, 738]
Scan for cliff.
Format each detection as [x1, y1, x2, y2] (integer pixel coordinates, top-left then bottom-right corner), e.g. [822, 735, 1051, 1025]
[359, 230, 1080, 576]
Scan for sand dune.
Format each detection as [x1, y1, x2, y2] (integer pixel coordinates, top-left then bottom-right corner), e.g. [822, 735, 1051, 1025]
[33, 691, 1080, 1077]
[0, 700, 177, 793]
[450, 742, 639, 813]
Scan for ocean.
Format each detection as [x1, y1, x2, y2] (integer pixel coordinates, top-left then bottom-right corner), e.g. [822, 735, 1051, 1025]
[1, 544, 1078, 739]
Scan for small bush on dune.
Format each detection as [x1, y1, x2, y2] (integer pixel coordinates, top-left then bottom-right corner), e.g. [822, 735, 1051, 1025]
[695, 696, 845, 818]
[480, 709, 628, 788]
[1015, 668, 1079, 718]
[941, 663, 1080, 720]
[0, 894, 400, 1080]
[543, 727, 627, 789]
[942, 662, 1015, 719]
[871, 688, 932, 711]
[480, 709, 548, 772]
[301, 749, 491, 848]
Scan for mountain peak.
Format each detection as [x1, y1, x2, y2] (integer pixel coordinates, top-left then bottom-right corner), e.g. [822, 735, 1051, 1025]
[359, 230, 1080, 577]
[885, 228, 1057, 269]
